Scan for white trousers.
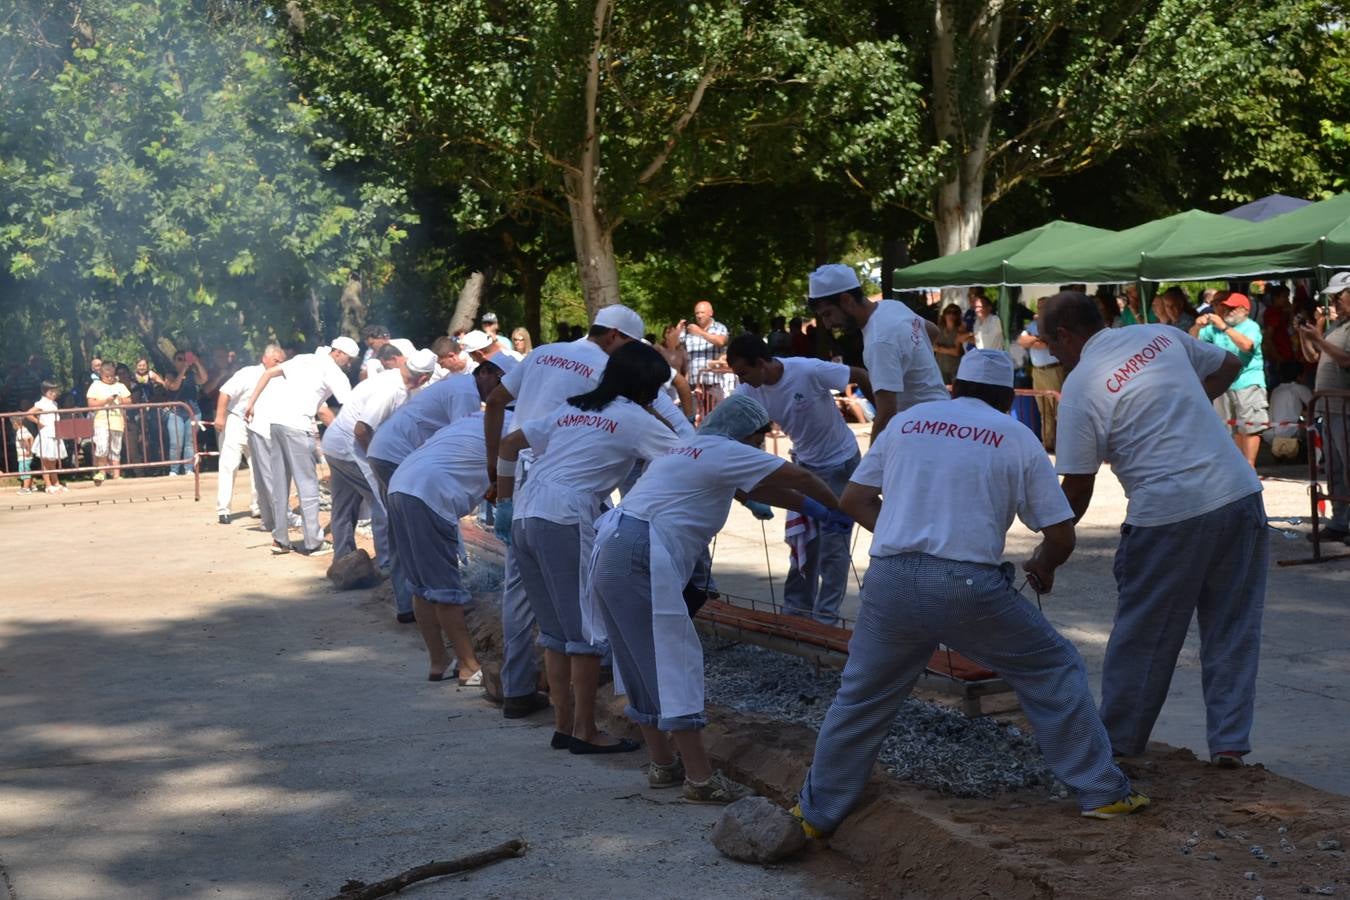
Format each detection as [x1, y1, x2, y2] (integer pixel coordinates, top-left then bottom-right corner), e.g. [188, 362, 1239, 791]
[216, 415, 257, 516]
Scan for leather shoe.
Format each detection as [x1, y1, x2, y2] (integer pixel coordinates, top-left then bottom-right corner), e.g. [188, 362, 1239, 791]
[502, 692, 550, 719]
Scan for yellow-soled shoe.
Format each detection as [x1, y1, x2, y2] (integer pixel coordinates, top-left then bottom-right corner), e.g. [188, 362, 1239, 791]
[790, 803, 830, 839]
[1081, 791, 1151, 820]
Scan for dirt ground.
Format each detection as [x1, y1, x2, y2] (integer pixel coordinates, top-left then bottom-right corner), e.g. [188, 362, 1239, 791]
[3, 468, 1349, 898]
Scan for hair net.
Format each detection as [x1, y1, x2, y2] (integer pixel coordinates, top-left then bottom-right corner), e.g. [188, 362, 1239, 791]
[697, 394, 771, 440]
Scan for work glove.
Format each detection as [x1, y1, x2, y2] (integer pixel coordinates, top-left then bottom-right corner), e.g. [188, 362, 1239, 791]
[494, 498, 514, 546]
[741, 499, 774, 521]
[800, 496, 832, 524]
[822, 509, 854, 535]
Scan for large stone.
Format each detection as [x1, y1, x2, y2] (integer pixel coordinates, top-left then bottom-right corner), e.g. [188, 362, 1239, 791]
[711, 797, 807, 863]
[326, 549, 380, 590]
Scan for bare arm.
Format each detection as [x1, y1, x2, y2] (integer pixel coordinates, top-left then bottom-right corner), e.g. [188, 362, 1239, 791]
[744, 460, 840, 512]
[213, 391, 231, 432]
[494, 430, 531, 501]
[1300, 324, 1350, 368]
[687, 324, 729, 348]
[848, 366, 872, 397]
[839, 481, 882, 532]
[871, 390, 899, 442]
[315, 404, 336, 427]
[672, 373, 695, 418]
[1201, 353, 1243, 401]
[1217, 321, 1255, 353]
[1016, 330, 1046, 350]
[1060, 473, 1097, 523]
[483, 383, 514, 483]
[354, 421, 375, 454]
[1023, 518, 1077, 593]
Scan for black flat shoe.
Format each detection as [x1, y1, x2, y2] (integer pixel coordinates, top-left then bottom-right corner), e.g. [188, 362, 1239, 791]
[569, 736, 642, 755]
[551, 731, 571, 750]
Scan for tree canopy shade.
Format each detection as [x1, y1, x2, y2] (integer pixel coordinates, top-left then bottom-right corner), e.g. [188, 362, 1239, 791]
[890, 220, 1111, 290]
[1008, 210, 1260, 285]
[1139, 192, 1350, 281]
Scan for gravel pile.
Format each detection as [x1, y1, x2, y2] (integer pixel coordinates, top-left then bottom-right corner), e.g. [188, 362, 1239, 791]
[703, 639, 1063, 799]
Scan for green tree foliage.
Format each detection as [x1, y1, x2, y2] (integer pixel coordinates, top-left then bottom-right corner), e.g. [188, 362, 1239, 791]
[281, 0, 933, 316]
[0, 0, 413, 380]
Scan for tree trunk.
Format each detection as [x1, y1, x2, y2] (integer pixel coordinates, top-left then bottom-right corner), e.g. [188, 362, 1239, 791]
[337, 275, 366, 339]
[565, 172, 620, 319]
[448, 271, 490, 335]
[65, 297, 85, 390]
[307, 286, 323, 344]
[879, 237, 908, 300]
[930, 0, 1003, 259]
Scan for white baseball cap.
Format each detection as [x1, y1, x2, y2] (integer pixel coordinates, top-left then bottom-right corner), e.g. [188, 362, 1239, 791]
[406, 348, 437, 375]
[956, 349, 1014, 388]
[330, 336, 360, 358]
[388, 338, 416, 357]
[459, 330, 495, 353]
[808, 263, 862, 300]
[593, 304, 645, 340]
[1322, 271, 1350, 294]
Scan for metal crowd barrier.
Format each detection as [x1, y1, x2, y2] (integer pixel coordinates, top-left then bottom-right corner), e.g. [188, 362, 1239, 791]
[1284, 389, 1350, 566]
[1, 400, 202, 501]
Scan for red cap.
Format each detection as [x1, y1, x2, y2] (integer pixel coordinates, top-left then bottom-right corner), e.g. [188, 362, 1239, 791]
[1217, 292, 1250, 310]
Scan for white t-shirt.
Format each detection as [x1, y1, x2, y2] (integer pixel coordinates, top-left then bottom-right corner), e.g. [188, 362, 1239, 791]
[972, 316, 1005, 350]
[35, 396, 59, 438]
[861, 300, 949, 411]
[618, 435, 786, 583]
[517, 398, 679, 524]
[86, 380, 131, 431]
[735, 358, 855, 467]
[1055, 325, 1262, 527]
[500, 339, 607, 430]
[852, 397, 1071, 565]
[321, 368, 408, 461]
[389, 412, 510, 523]
[367, 373, 480, 466]
[1264, 381, 1311, 441]
[271, 352, 352, 433]
[219, 364, 264, 420]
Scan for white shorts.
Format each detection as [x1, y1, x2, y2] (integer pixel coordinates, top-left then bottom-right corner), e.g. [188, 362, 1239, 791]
[94, 429, 124, 459]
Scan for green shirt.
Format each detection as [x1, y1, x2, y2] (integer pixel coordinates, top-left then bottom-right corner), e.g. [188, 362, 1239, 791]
[1198, 318, 1265, 390]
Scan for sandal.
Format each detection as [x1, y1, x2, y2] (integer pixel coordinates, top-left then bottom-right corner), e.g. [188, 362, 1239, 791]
[458, 669, 483, 687]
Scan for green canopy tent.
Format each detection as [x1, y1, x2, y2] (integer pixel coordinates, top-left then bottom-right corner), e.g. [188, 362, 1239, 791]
[892, 220, 1113, 340]
[1011, 209, 1256, 285]
[891, 220, 1114, 291]
[1140, 191, 1350, 281]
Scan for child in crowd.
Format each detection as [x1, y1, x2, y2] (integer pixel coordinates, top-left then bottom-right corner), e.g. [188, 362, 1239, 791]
[13, 416, 34, 493]
[26, 381, 65, 493]
[87, 361, 130, 482]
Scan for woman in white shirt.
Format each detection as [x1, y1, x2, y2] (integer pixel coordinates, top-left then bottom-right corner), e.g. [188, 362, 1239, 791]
[495, 342, 681, 755]
[589, 395, 851, 803]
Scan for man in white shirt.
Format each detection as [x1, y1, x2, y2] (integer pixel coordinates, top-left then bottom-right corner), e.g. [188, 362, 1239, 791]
[1041, 291, 1265, 768]
[323, 348, 435, 590]
[213, 343, 284, 524]
[971, 295, 1005, 350]
[482, 303, 646, 719]
[727, 333, 868, 624]
[460, 329, 523, 364]
[795, 350, 1144, 839]
[1017, 309, 1064, 452]
[806, 263, 947, 440]
[245, 336, 359, 555]
[369, 356, 517, 623]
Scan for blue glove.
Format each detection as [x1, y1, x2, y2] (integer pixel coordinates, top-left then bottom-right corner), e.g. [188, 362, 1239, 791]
[742, 499, 774, 520]
[822, 508, 854, 535]
[494, 499, 514, 546]
[800, 496, 832, 524]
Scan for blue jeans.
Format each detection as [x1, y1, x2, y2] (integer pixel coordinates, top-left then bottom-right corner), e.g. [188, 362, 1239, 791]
[782, 450, 860, 624]
[163, 409, 194, 474]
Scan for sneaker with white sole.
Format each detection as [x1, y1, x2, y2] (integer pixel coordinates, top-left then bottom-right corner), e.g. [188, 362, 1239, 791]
[1081, 791, 1151, 819]
[682, 770, 753, 804]
[1211, 751, 1245, 768]
[299, 541, 333, 556]
[459, 669, 483, 687]
[648, 757, 685, 789]
[271, 540, 292, 555]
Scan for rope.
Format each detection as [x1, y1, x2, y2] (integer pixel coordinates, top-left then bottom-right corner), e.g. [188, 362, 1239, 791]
[760, 518, 777, 610]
